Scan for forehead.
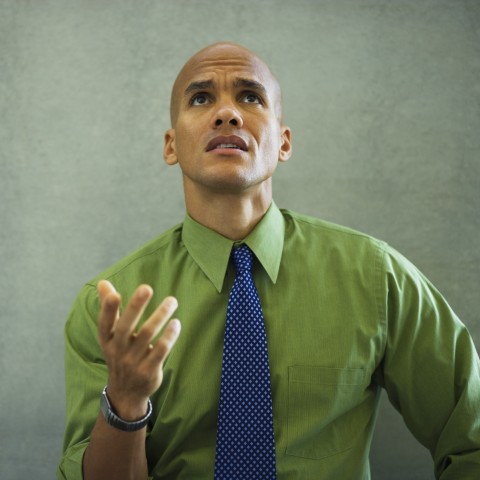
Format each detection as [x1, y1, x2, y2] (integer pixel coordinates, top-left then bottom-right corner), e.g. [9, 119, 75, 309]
[175, 46, 276, 95]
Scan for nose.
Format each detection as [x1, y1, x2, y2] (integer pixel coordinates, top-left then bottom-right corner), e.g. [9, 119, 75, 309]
[212, 103, 243, 129]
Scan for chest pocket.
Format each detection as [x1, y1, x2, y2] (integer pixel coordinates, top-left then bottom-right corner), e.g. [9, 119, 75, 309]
[286, 365, 367, 460]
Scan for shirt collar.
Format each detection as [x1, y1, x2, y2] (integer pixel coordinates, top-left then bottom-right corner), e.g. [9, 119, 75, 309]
[182, 202, 285, 292]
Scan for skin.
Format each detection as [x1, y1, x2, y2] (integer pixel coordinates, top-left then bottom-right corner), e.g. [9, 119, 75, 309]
[165, 42, 291, 240]
[83, 42, 292, 479]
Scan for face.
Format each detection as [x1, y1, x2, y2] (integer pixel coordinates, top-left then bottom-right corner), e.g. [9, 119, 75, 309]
[164, 43, 292, 197]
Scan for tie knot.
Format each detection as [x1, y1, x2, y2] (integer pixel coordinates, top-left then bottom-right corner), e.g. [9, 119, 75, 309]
[232, 245, 252, 274]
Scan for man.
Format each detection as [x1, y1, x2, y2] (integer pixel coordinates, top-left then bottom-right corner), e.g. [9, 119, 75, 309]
[58, 42, 480, 479]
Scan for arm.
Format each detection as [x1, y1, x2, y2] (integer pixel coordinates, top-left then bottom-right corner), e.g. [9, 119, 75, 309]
[377, 246, 480, 479]
[57, 281, 181, 480]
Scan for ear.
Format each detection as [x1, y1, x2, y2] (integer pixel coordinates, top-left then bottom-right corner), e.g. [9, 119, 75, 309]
[278, 125, 292, 162]
[164, 128, 178, 165]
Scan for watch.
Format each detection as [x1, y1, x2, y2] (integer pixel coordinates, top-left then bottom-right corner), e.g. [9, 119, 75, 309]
[100, 386, 153, 432]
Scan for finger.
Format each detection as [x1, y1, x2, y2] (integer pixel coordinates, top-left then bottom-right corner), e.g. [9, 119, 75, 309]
[148, 318, 181, 365]
[98, 280, 121, 326]
[133, 296, 178, 351]
[114, 284, 153, 340]
[97, 282, 121, 346]
[97, 279, 117, 302]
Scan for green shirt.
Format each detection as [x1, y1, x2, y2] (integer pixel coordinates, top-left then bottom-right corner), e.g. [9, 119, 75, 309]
[58, 202, 480, 479]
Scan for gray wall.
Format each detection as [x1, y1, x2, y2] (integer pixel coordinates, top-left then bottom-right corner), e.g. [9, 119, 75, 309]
[1, 1, 479, 478]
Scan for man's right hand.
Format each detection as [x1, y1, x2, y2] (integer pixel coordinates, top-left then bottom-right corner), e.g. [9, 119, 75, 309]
[97, 280, 181, 421]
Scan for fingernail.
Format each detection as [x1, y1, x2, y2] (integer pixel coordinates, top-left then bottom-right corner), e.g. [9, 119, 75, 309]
[170, 319, 181, 334]
[167, 297, 178, 308]
[139, 286, 152, 299]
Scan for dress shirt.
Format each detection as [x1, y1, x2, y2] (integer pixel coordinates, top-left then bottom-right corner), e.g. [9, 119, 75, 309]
[57, 202, 480, 479]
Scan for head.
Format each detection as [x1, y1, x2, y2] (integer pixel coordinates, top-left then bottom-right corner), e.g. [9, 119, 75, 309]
[164, 42, 292, 198]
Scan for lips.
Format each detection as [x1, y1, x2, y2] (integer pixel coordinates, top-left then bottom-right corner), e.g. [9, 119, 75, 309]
[206, 135, 248, 152]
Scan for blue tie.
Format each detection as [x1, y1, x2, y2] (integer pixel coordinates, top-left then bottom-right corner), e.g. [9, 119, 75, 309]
[214, 244, 277, 479]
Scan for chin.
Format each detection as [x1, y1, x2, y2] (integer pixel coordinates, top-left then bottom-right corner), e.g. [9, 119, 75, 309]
[200, 172, 271, 195]
[205, 177, 257, 194]
[183, 161, 276, 195]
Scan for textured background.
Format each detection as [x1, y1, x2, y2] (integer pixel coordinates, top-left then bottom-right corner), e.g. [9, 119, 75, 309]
[1, 1, 479, 478]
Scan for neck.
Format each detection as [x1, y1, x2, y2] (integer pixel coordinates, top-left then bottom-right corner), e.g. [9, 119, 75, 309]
[184, 180, 272, 240]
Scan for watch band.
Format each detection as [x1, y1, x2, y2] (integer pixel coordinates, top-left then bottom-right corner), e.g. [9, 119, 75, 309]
[100, 386, 153, 432]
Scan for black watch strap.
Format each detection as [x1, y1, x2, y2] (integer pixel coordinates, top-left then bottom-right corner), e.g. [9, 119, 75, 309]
[100, 386, 152, 432]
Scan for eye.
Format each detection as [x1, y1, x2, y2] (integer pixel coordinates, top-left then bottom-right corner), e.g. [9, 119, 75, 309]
[190, 93, 211, 106]
[241, 92, 262, 104]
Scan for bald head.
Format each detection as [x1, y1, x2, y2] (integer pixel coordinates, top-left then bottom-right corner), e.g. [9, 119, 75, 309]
[169, 42, 283, 125]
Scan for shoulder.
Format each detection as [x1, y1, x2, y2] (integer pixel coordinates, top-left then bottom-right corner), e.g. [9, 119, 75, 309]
[280, 209, 427, 281]
[280, 208, 387, 253]
[86, 222, 184, 288]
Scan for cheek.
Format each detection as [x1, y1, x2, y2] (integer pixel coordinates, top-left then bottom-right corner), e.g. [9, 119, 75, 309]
[175, 122, 200, 155]
[257, 125, 282, 159]
[177, 120, 197, 140]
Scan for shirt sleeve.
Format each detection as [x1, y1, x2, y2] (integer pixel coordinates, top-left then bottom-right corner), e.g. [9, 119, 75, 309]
[57, 284, 107, 480]
[376, 245, 480, 479]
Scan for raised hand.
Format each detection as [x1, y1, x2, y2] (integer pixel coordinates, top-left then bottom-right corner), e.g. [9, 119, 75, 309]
[97, 280, 181, 420]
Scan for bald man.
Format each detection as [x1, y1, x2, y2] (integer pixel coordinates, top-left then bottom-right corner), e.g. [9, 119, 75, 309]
[58, 43, 480, 479]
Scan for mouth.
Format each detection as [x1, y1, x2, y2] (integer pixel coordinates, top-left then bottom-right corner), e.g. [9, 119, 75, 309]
[206, 135, 248, 153]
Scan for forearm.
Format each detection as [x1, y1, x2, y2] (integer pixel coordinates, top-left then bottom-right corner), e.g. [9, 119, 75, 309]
[71, 282, 180, 480]
[83, 412, 148, 480]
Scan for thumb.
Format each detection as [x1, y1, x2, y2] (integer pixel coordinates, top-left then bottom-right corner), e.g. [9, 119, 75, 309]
[97, 279, 117, 304]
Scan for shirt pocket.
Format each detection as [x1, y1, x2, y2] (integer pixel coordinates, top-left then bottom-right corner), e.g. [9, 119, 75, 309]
[286, 365, 366, 460]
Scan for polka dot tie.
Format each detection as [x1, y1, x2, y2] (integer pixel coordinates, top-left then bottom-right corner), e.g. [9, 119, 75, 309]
[214, 245, 277, 479]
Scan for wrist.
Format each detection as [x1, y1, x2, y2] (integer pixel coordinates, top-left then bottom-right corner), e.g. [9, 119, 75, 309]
[105, 385, 150, 421]
[100, 386, 152, 432]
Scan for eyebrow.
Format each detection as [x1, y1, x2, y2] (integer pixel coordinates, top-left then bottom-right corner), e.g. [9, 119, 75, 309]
[184, 80, 215, 97]
[233, 78, 267, 97]
[183, 77, 268, 98]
